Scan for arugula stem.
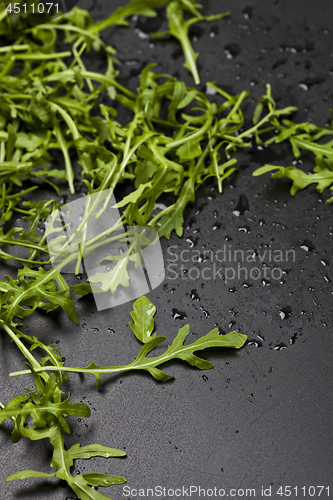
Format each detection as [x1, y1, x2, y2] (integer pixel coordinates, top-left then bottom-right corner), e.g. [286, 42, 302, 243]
[0, 238, 48, 252]
[54, 125, 75, 194]
[1, 323, 47, 381]
[166, 107, 213, 149]
[43, 70, 136, 99]
[11, 52, 71, 60]
[0, 44, 30, 53]
[49, 102, 80, 141]
[0, 55, 15, 81]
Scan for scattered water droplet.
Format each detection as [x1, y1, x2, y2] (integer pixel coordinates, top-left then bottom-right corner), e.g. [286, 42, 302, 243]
[200, 307, 210, 318]
[298, 83, 309, 91]
[186, 237, 196, 248]
[125, 59, 139, 66]
[107, 327, 115, 334]
[289, 333, 297, 344]
[242, 6, 253, 20]
[279, 306, 292, 319]
[206, 85, 217, 96]
[238, 226, 250, 233]
[274, 343, 287, 350]
[196, 203, 207, 214]
[247, 340, 262, 347]
[134, 28, 150, 39]
[243, 282, 252, 288]
[190, 289, 200, 301]
[172, 309, 187, 320]
[233, 194, 250, 216]
[202, 375, 209, 382]
[300, 240, 315, 252]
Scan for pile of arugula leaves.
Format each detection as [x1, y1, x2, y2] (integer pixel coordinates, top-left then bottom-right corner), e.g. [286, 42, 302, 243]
[0, 0, 332, 498]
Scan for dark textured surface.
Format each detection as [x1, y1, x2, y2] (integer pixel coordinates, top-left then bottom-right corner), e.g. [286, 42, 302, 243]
[0, 0, 333, 499]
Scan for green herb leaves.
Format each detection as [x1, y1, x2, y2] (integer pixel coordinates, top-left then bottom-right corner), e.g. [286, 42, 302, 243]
[1, 296, 246, 499]
[252, 85, 333, 202]
[11, 297, 247, 385]
[153, 1, 229, 84]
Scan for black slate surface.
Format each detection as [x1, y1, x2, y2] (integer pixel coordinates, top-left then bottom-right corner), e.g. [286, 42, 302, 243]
[0, 0, 332, 499]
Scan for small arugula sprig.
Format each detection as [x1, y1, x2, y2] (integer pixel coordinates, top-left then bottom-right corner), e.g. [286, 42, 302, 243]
[1, 370, 127, 500]
[252, 84, 333, 202]
[1, 297, 247, 499]
[152, 0, 229, 84]
[11, 296, 247, 385]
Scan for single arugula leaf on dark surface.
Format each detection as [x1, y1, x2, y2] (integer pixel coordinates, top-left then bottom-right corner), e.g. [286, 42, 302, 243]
[129, 296, 157, 343]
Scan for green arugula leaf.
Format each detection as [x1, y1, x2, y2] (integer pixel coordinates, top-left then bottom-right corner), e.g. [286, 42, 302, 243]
[5, 470, 56, 481]
[68, 443, 126, 459]
[129, 296, 157, 343]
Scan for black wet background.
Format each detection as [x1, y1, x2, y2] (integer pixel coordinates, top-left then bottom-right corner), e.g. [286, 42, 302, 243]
[0, 0, 332, 499]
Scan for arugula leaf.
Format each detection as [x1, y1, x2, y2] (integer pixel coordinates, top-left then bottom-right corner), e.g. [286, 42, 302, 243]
[253, 161, 333, 200]
[5, 470, 56, 481]
[129, 296, 157, 343]
[13, 299, 247, 384]
[153, 1, 229, 84]
[68, 443, 126, 459]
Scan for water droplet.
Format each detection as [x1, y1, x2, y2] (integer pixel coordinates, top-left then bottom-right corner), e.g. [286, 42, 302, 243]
[200, 307, 210, 318]
[186, 237, 196, 248]
[134, 28, 150, 39]
[289, 333, 297, 344]
[243, 282, 252, 288]
[196, 203, 207, 214]
[233, 194, 250, 216]
[279, 306, 292, 319]
[274, 343, 287, 350]
[172, 309, 187, 320]
[300, 240, 315, 252]
[298, 83, 309, 91]
[202, 375, 209, 382]
[238, 226, 250, 233]
[242, 6, 253, 20]
[321, 259, 329, 266]
[324, 276, 331, 283]
[212, 222, 221, 230]
[205, 85, 217, 97]
[107, 327, 115, 334]
[190, 289, 200, 301]
[247, 340, 263, 347]
[186, 216, 197, 229]
[90, 327, 99, 332]
[259, 219, 265, 226]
